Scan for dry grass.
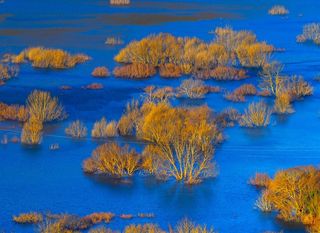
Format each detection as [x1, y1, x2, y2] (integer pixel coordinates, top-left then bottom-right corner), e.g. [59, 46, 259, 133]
[92, 66, 110, 77]
[65, 120, 87, 138]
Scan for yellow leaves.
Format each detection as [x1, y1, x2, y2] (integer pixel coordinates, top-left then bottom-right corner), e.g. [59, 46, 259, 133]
[21, 117, 43, 145]
[239, 101, 271, 127]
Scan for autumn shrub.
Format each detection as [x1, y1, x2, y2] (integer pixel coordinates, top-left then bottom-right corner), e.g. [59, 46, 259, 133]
[26, 90, 66, 123]
[274, 91, 294, 114]
[65, 120, 87, 138]
[255, 190, 273, 212]
[224, 84, 257, 102]
[259, 62, 284, 96]
[159, 63, 182, 78]
[110, 0, 130, 5]
[120, 214, 133, 219]
[139, 103, 222, 183]
[117, 100, 140, 136]
[84, 83, 104, 90]
[143, 86, 174, 103]
[113, 64, 156, 79]
[255, 166, 320, 233]
[91, 117, 118, 138]
[13, 47, 90, 69]
[82, 212, 115, 224]
[105, 37, 124, 45]
[176, 79, 208, 98]
[286, 76, 313, 99]
[21, 117, 43, 145]
[239, 101, 272, 127]
[83, 142, 140, 177]
[59, 85, 72, 90]
[209, 66, 247, 80]
[0, 102, 28, 121]
[175, 219, 215, 233]
[268, 5, 289, 15]
[297, 23, 320, 45]
[92, 66, 110, 77]
[89, 227, 116, 233]
[124, 223, 165, 233]
[249, 173, 271, 187]
[13, 212, 43, 224]
[0, 63, 19, 83]
[215, 107, 240, 127]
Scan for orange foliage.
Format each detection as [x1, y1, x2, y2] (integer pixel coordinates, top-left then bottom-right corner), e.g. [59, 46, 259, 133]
[113, 64, 156, 79]
[91, 66, 110, 77]
[0, 102, 28, 121]
[249, 173, 271, 187]
[209, 66, 247, 80]
[159, 63, 182, 78]
[13, 212, 43, 224]
[224, 84, 257, 102]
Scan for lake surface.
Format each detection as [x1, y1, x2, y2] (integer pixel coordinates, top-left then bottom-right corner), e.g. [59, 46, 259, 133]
[0, 0, 320, 232]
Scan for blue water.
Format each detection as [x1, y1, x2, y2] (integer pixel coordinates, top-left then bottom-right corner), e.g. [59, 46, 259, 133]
[1, 0, 320, 232]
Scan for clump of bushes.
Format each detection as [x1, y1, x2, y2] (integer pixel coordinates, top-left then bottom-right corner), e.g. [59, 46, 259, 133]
[143, 86, 174, 103]
[175, 219, 215, 233]
[207, 66, 247, 80]
[27, 90, 66, 123]
[0, 63, 19, 84]
[110, 0, 130, 5]
[176, 78, 209, 98]
[0, 102, 28, 121]
[253, 166, 320, 233]
[268, 5, 289, 15]
[249, 173, 271, 187]
[13, 212, 43, 224]
[215, 107, 240, 127]
[274, 91, 294, 114]
[124, 223, 164, 233]
[159, 63, 182, 78]
[113, 64, 157, 79]
[21, 117, 43, 145]
[65, 120, 87, 138]
[92, 66, 110, 77]
[83, 143, 140, 177]
[239, 101, 272, 127]
[13, 47, 90, 69]
[91, 117, 118, 138]
[224, 84, 257, 102]
[297, 23, 320, 45]
[105, 37, 124, 45]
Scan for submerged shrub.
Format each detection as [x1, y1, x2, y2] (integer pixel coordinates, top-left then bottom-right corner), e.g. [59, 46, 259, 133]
[21, 117, 43, 145]
[286, 76, 313, 99]
[143, 86, 174, 103]
[110, 0, 130, 5]
[224, 84, 257, 102]
[65, 120, 87, 138]
[84, 83, 104, 90]
[117, 100, 140, 136]
[297, 23, 320, 45]
[255, 190, 273, 212]
[13, 47, 90, 69]
[83, 143, 140, 177]
[209, 66, 247, 80]
[124, 223, 165, 233]
[268, 5, 289, 15]
[254, 166, 320, 233]
[105, 37, 124, 45]
[26, 90, 66, 123]
[113, 64, 156, 79]
[215, 107, 240, 127]
[249, 173, 271, 187]
[274, 91, 294, 114]
[92, 66, 110, 77]
[91, 117, 118, 138]
[0, 64, 19, 83]
[0, 102, 28, 121]
[13, 212, 43, 224]
[239, 101, 272, 127]
[176, 79, 208, 98]
[175, 219, 215, 233]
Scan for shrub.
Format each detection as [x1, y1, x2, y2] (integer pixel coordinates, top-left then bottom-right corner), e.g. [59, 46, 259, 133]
[65, 120, 87, 138]
[82, 212, 115, 224]
[90, 227, 117, 233]
[274, 91, 294, 114]
[159, 63, 181, 78]
[13, 212, 43, 224]
[215, 107, 240, 127]
[124, 224, 164, 233]
[84, 83, 104, 90]
[224, 84, 257, 102]
[255, 166, 320, 233]
[239, 101, 272, 127]
[105, 37, 124, 45]
[59, 85, 72, 90]
[92, 66, 110, 77]
[113, 64, 156, 79]
[83, 143, 140, 177]
[0, 102, 28, 121]
[286, 76, 313, 99]
[249, 173, 271, 187]
[255, 190, 273, 212]
[117, 100, 140, 136]
[139, 103, 222, 183]
[268, 5, 289, 15]
[91, 117, 118, 138]
[110, 0, 130, 5]
[259, 62, 284, 96]
[120, 214, 133, 219]
[21, 118, 43, 145]
[13, 47, 90, 69]
[209, 66, 247, 80]
[0, 64, 19, 83]
[143, 86, 174, 103]
[176, 79, 208, 98]
[26, 90, 66, 123]
[297, 23, 320, 45]
[175, 219, 215, 233]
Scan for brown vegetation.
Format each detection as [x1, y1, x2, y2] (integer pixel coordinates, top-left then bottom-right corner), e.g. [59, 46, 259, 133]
[0, 102, 28, 121]
[297, 23, 320, 45]
[105, 37, 124, 45]
[0, 63, 19, 83]
[13, 212, 43, 224]
[224, 84, 257, 102]
[13, 47, 90, 69]
[65, 120, 87, 138]
[91, 117, 118, 138]
[84, 83, 104, 90]
[113, 64, 157, 79]
[110, 0, 130, 5]
[249, 173, 271, 187]
[159, 63, 182, 78]
[254, 166, 320, 233]
[143, 86, 174, 103]
[268, 5, 289, 15]
[239, 101, 272, 127]
[208, 66, 247, 80]
[83, 143, 140, 177]
[92, 66, 110, 78]
[176, 79, 209, 98]
[21, 117, 43, 145]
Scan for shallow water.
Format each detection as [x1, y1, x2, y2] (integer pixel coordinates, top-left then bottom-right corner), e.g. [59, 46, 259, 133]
[0, 0, 320, 232]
